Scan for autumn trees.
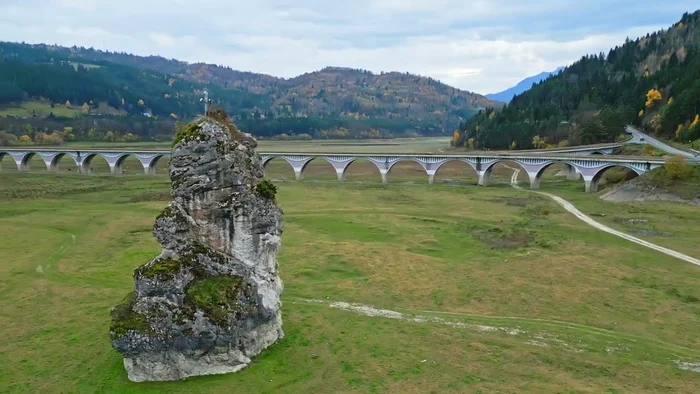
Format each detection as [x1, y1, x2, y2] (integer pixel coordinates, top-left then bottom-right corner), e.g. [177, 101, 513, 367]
[454, 10, 700, 150]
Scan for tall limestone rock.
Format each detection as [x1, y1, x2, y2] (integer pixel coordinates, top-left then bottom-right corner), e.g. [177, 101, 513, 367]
[109, 111, 284, 382]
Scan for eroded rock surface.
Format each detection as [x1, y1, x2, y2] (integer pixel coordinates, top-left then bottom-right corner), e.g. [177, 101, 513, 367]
[110, 114, 284, 382]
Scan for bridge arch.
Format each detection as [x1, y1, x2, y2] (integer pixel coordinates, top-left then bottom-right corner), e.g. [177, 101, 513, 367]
[298, 156, 337, 181]
[586, 164, 642, 193]
[386, 157, 430, 184]
[0, 152, 18, 171]
[20, 152, 47, 172]
[433, 159, 478, 184]
[81, 153, 113, 174]
[341, 158, 383, 182]
[147, 155, 169, 175]
[114, 154, 137, 175]
[481, 159, 535, 187]
[262, 156, 296, 181]
[533, 161, 582, 187]
[48, 153, 79, 173]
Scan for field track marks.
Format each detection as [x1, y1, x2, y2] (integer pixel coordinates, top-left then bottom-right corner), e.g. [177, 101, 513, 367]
[503, 165, 700, 267]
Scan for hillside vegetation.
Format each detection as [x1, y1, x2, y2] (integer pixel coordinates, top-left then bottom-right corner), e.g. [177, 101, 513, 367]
[455, 10, 700, 150]
[0, 42, 499, 145]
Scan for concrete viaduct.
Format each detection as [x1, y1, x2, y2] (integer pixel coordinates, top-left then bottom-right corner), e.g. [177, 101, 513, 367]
[0, 145, 676, 193]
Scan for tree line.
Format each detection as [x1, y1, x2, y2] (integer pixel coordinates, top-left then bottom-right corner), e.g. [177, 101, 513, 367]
[453, 11, 700, 150]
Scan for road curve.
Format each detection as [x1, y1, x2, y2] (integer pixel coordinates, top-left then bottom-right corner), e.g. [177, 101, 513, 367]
[626, 125, 697, 158]
[503, 165, 700, 267]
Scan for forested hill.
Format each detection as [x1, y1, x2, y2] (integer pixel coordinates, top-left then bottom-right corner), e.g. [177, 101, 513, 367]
[0, 41, 500, 142]
[455, 10, 700, 150]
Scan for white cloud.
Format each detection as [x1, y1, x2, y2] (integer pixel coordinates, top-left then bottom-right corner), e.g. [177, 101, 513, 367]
[1, 1, 698, 93]
[52, 0, 97, 10]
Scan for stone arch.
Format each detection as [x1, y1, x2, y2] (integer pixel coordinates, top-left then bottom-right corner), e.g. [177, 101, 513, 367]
[262, 157, 296, 181]
[20, 152, 45, 171]
[386, 158, 429, 184]
[481, 159, 530, 186]
[590, 151, 605, 155]
[82, 153, 112, 174]
[433, 159, 478, 184]
[298, 157, 337, 181]
[0, 152, 18, 171]
[114, 154, 136, 174]
[587, 164, 642, 193]
[50, 153, 80, 173]
[341, 158, 383, 182]
[148, 155, 169, 175]
[116, 154, 152, 175]
[533, 160, 580, 186]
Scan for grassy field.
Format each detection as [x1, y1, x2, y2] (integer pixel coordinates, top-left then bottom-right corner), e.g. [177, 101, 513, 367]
[0, 100, 83, 118]
[1, 171, 699, 393]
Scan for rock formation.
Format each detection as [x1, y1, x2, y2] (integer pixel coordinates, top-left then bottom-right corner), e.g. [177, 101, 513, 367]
[110, 111, 284, 382]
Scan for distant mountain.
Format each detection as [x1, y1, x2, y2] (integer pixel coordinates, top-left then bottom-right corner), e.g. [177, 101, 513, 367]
[485, 67, 564, 103]
[0, 41, 502, 141]
[456, 10, 700, 151]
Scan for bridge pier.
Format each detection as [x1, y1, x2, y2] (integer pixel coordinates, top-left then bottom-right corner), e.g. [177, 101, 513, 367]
[368, 156, 401, 184]
[7, 152, 28, 171]
[325, 156, 355, 182]
[583, 177, 597, 193]
[477, 170, 490, 186]
[565, 164, 581, 181]
[283, 155, 313, 182]
[528, 173, 541, 189]
[135, 154, 163, 175]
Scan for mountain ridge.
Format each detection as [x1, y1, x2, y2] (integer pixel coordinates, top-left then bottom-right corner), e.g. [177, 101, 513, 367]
[485, 67, 564, 103]
[455, 10, 700, 151]
[0, 41, 501, 141]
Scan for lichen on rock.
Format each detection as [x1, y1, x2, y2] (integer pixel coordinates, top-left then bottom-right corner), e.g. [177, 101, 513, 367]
[110, 110, 284, 382]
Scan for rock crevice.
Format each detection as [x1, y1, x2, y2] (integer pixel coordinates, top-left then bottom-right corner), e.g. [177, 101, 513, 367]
[110, 114, 283, 382]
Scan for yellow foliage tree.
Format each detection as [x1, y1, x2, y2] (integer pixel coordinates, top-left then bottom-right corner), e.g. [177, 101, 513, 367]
[676, 124, 684, 138]
[638, 109, 645, 118]
[65, 100, 71, 108]
[467, 138, 475, 150]
[137, 99, 145, 107]
[509, 141, 517, 150]
[690, 114, 699, 129]
[664, 155, 692, 180]
[667, 97, 674, 105]
[645, 89, 662, 108]
[532, 135, 546, 149]
[81, 103, 90, 114]
[451, 130, 460, 146]
[19, 135, 31, 144]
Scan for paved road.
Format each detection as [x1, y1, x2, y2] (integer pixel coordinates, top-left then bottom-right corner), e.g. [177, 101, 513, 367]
[625, 125, 698, 158]
[504, 165, 700, 267]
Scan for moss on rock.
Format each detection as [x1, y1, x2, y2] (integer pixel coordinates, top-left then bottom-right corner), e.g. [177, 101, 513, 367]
[110, 292, 152, 339]
[185, 276, 246, 326]
[139, 257, 182, 281]
[172, 122, 205, 147]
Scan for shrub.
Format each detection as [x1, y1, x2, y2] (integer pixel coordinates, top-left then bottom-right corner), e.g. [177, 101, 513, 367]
[256, 180, 278, 200]
[663, 155, 693, 180]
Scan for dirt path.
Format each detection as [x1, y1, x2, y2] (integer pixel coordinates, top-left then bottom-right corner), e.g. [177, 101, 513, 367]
[502, 165, 700, 267]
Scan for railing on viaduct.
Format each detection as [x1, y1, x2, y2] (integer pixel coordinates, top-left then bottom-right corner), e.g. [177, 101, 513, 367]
[1, 146, 680, 193]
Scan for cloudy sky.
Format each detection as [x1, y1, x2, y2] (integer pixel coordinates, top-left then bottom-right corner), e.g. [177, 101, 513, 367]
[1, 1, 698, 94]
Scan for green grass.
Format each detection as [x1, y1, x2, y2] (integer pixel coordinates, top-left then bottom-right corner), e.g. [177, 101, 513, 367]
[1, 173, 700, 393]
[0, 100, 83, 118]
